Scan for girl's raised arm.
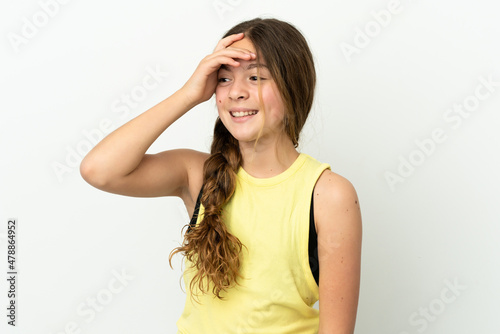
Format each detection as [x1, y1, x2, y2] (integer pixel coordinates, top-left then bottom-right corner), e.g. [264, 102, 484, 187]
[79, 33, 255, 211]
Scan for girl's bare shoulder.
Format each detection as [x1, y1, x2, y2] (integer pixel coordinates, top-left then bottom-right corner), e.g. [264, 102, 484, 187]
[313, 169, 361, 230]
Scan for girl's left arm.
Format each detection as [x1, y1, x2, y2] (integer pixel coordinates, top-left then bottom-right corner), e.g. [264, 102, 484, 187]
[314, 170, 362, 334]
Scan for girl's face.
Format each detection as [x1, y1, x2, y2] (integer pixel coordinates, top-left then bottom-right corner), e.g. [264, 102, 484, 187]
[215, 38, 286, 145]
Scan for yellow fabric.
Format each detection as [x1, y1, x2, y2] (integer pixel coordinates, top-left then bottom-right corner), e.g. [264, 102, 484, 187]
[177, 153, 330, 334]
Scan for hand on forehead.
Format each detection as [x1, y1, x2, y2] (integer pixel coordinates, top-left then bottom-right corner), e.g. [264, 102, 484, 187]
[229, 37, 257, 56]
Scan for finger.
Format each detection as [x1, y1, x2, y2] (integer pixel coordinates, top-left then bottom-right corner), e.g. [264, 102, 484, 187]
[224, 46, 256, 56]
[212, 47, 256, 61]
[205, 55, 242, 70]
[220, 56, 241, 68]
[214, 32, 245, 52]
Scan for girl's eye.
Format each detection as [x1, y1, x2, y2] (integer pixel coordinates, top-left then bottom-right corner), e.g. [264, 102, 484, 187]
[250, 76, 264, 81]
[218, 78, 230, 83]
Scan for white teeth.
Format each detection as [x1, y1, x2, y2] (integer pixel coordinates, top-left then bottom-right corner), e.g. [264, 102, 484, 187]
[231, 110, 258, 117]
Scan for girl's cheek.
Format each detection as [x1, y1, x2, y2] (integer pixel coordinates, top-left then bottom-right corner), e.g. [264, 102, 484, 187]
[215, 88, 223, 104]
[215, 91, 224, 113]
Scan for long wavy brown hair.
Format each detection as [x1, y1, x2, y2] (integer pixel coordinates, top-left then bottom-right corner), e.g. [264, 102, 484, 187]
[169, 18, 316, 300]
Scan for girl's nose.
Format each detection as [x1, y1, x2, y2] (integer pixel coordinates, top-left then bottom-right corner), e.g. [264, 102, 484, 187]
[228, 80, 249, 100]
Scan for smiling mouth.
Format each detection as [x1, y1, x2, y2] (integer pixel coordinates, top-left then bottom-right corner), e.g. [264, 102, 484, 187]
[230, 110, 258, 118]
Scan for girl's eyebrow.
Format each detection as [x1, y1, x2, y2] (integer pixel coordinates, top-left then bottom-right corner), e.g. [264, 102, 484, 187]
[246, 63, 268, 70]
[219, 63, 268, 72]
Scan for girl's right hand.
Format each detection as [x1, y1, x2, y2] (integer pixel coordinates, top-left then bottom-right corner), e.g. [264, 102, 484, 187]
[180, 32, 256, 107]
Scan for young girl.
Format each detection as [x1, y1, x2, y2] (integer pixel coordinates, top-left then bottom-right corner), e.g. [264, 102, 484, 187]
[80, 18, 362, 334]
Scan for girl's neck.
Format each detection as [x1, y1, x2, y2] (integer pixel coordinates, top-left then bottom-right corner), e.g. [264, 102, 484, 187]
[238, 134, 299, 179]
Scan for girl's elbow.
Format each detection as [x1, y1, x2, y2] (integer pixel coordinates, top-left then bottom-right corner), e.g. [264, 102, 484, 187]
[79, 157, 109, 189]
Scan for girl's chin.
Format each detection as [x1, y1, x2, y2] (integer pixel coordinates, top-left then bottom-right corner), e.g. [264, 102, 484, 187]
[220, 123, 260, 142]
[229, 132, 259, 143]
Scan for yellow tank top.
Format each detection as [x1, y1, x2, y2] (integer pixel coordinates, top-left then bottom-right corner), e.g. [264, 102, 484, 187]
[176, 153, 331, 334]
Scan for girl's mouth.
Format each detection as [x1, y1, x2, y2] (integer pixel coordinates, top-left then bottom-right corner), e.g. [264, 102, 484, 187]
[230, 110, 259, 118]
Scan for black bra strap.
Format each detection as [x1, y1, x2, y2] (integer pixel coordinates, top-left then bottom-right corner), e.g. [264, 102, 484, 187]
[187, 186, 203, 233]
[308, 191, 320, 285]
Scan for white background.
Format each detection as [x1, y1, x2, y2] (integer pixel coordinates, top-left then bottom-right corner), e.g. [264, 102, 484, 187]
[1, 0, 499, 333]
